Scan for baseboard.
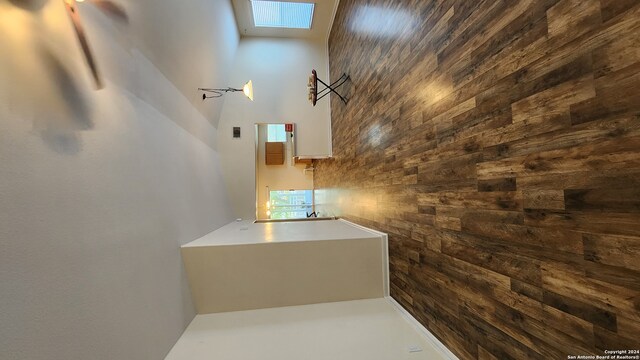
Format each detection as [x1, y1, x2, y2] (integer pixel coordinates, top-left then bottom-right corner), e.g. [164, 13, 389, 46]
[387, 296, 459, 360]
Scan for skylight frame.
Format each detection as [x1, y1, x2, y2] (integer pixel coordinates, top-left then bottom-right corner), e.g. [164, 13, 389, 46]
[251, 1, 315, 30]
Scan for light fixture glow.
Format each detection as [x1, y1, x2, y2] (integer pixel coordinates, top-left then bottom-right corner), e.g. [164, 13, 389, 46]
[252, 1, 314, 29]
[243, 80, 254, 101]
[349, 5, 417, 39]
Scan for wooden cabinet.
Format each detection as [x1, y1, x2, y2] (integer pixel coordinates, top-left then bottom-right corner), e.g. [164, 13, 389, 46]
[265, 142, 284, 165]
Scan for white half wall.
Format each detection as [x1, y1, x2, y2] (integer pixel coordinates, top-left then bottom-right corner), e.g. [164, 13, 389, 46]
[218, 37, 331, 219]
[0, 1, 238, 359]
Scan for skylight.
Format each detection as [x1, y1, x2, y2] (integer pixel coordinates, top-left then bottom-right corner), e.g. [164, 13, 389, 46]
[251, 1, 315, 29]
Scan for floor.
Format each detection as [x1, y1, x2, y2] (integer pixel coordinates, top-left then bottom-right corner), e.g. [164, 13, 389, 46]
[315, 0, 640, 359]
[164, 298, 449, 360]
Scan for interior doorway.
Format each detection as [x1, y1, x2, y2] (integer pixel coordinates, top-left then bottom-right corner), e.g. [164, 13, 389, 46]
[255, 123, 314, 220]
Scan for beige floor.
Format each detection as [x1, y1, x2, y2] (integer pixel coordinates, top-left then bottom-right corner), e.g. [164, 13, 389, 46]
[165, 298, 452, 360]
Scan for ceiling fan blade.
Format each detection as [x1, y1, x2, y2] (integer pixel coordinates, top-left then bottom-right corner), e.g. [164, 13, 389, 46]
[90, 0, 128, 23]
[63, 0, 103, 89]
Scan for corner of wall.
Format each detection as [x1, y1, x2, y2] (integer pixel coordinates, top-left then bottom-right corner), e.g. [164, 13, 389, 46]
[324, 0, 341, 158]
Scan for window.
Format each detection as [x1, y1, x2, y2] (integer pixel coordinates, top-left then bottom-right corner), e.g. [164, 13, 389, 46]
[269, 190, 313, 219]
[252, 1, 315, 29]
[267, 124, 287, 142]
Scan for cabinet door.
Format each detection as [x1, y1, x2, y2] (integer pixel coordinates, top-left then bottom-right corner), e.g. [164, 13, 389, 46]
[265, 142, 284, 165]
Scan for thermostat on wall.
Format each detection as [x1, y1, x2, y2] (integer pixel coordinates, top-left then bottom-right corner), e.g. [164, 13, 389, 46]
[233, 127, 241, 138]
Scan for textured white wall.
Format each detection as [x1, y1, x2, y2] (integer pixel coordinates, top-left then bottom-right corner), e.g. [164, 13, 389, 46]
[218, 38, 331, 219]
[130, 0, 241, 129]
[0, 1, 238, 359]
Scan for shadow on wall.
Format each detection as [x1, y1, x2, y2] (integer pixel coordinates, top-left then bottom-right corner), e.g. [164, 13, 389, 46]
[9, 0, 128, 21]
[7, 0, 47, 12]
[36, 42, 94, 155]
[5, 0, 132, 155]
[3, 0, 100, 155]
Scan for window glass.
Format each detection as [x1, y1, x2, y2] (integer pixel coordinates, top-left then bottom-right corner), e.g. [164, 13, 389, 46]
[269, 190, 313, 219]
[267, 124, 287, 142]
[252, 1, 315, 29]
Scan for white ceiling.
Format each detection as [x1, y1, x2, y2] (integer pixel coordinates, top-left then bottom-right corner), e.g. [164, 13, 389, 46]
[231, 0, 339, 41]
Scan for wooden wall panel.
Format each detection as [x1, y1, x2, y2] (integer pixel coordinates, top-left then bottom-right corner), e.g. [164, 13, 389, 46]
[316, 0, 640, 358]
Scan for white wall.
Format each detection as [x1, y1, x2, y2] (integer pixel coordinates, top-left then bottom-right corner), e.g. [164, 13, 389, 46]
[218, 37, 331, 219]
[0, 1, 238, 359]
[131, 0, 240, 128]
[256, 124, 313, 219]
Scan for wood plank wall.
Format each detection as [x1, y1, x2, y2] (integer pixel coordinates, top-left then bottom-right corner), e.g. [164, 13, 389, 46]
[315, 0, 640, 358]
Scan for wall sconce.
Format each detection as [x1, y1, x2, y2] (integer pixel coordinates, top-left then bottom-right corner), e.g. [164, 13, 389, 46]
[198, 80, 254, 101]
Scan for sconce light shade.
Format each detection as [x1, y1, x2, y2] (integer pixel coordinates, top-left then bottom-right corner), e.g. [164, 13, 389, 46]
[199, 80, 254, 101]
[243, 80, 254, 101]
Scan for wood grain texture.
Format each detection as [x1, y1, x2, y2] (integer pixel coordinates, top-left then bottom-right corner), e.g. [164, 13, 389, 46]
[315, 0, 640, 358]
